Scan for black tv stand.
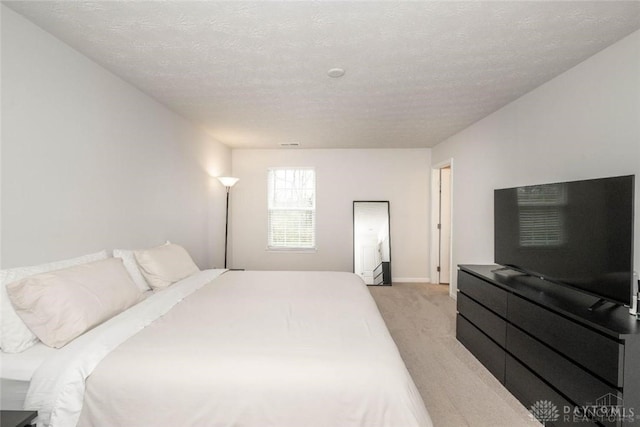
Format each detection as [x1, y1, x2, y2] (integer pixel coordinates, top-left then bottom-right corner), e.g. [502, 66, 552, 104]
[456, 265, 640, 426]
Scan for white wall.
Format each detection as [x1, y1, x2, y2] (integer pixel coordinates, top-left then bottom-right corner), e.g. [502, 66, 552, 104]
[1, 6, 231, 269]
[231, 149, 431, 281]
[432, 29, 640, 297]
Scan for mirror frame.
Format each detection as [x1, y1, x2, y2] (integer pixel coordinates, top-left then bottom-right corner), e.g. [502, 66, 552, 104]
[353, 201, 392, 286]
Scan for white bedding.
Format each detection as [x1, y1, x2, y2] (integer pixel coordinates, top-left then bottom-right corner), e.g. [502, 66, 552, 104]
[1, 343, 55, 409]
[1, 378, 31, 409]
[26, 270, 431, 427]
[1, 343, 56, 381]
[25, 268, 224, 426]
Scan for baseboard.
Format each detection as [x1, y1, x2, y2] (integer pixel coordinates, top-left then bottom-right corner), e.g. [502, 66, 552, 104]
[392, 277, 431, 283]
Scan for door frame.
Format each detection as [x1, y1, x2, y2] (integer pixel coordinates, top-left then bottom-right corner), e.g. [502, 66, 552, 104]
[430, 159, 455, 298]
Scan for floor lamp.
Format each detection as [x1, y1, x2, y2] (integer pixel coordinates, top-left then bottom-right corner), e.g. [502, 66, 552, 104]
[217, 176, 239, 269]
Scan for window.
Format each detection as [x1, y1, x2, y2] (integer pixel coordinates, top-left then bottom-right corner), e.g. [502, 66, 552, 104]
[517, 184, 566, 247]
[267, 168, 316, 250]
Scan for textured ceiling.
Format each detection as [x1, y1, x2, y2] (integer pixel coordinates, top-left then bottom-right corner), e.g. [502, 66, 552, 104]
[5, 1, 640, 149]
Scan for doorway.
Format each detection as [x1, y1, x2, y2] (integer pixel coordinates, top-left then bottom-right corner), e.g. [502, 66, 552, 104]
[431, 160, 453, 292]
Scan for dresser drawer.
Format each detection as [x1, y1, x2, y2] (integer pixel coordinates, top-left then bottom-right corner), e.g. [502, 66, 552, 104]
[458, 293, 506, 346]
[505, 355, 599, 427]
[457, 314, 505, 383]
[508, 294, 623, 387]
[507, 324, 620, 409]
[458, 270, 507, 317]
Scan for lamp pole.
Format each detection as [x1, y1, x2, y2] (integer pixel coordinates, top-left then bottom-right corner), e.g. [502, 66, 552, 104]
[223, 186, 230, 269]
[217, 177, 239, 269]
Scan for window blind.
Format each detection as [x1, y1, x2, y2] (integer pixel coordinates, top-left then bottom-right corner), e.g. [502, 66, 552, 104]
[267, 168, 316, 249]
[517, 184, 566, 247]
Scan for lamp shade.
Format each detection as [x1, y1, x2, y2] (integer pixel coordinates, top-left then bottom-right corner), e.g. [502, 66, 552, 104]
[217, 176, 239, 188]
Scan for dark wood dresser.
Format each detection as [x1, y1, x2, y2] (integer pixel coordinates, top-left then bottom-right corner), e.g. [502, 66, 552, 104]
[457, 265, 640, 426]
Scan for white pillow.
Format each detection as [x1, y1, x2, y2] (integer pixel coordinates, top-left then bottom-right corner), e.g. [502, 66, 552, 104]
[134, 244, 200, 290]
[1, 250, 108, 353]
[7, 258, 141, 349]
[113, 249, 152, 292]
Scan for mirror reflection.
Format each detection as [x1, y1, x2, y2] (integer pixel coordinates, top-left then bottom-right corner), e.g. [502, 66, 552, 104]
[353, 201, 391, 285]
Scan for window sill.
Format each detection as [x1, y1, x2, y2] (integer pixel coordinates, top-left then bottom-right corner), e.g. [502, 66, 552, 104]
[266, 247, 317, 253]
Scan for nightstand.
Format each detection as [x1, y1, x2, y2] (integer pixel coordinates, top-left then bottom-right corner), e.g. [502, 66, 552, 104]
[0, 410, 37, 427]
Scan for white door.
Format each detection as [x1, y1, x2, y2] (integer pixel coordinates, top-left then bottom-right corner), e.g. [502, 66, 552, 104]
[439, 167, 452, 284]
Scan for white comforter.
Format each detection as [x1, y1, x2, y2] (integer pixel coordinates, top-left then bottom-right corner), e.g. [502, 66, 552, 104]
[27, 270, 432, 427]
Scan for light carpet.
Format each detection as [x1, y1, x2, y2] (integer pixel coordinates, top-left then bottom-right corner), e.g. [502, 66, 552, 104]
[369, 282, 539, 427]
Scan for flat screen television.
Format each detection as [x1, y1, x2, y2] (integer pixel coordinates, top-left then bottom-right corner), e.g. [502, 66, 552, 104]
[494, 175, 635, 306]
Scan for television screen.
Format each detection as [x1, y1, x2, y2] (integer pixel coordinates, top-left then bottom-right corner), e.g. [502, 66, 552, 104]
[494, 175, 634, 306]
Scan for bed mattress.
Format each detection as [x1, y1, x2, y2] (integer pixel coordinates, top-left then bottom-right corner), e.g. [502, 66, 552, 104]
[2, 343, 56, 381]
[25, 270, 432, 427]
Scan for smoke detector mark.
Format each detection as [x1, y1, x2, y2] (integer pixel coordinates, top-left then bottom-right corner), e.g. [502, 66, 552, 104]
[327, 68, 346, 78]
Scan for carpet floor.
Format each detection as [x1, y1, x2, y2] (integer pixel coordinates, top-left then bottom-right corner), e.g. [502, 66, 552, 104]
[369, 282, 539, 427]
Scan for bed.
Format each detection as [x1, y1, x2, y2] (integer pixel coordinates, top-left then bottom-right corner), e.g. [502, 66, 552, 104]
[1, 343, 55, 410]
[3, 268, 432, 427]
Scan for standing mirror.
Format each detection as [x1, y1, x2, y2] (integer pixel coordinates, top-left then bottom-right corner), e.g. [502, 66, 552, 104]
[353, 201, 391, 285]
